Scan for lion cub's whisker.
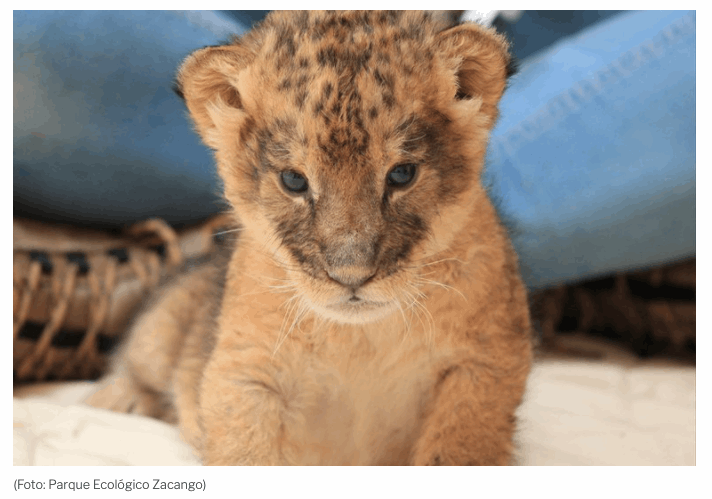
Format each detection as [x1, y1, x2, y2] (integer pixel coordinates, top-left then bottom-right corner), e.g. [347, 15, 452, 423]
[414, 277, 468, 303]
[212, 227, 243, 237]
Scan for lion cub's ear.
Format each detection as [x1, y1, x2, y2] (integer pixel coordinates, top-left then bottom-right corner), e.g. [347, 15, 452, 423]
[176, 44, 254, 149]
[435, 23, 513, 126]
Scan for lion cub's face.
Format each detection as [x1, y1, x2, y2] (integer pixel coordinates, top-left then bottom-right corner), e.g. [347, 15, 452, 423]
[178, 11, 512, 324]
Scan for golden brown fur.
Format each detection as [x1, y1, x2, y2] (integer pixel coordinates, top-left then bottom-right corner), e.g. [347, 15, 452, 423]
[87, 10, 533, 465]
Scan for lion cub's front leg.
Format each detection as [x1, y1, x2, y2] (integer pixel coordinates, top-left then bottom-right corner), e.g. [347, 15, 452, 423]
[198, 346, 288, 466]
[411, 360, 530, 466]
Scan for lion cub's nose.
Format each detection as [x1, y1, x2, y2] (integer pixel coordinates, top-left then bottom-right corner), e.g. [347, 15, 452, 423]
[326, 266, 376, 289]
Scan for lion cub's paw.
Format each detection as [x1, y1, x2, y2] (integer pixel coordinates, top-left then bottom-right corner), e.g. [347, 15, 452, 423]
[84, 371, 172, 421]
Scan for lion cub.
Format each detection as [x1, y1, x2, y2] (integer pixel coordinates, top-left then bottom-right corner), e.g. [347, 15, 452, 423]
[87, 10, 533, 465]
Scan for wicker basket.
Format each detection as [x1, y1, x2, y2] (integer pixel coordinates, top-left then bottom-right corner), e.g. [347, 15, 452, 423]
[532, 258, 696, 360]
[13, 215, 235, 383]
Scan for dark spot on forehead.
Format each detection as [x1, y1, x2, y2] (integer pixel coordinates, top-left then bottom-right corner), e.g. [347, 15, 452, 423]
[295, 90, 308, 109]
[333, 28, 347, 44]
[330, 99, 341, 117]
[295, 74, 310, 91]
[313, 100, 324, 117]
[275, 28, 296, 58]
[337, 16, 354, 29]
[325, 124, 370, 159]
[277, 78, 291, 91]
[317, 46, 338, 68]
[373, 68, 394, 91]
[344, 90, 363, 120]
[351, 47, 373, 73]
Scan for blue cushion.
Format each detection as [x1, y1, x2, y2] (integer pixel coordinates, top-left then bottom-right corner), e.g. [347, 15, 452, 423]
[486, 10, 695, 288]
[14, 11, 248, 227]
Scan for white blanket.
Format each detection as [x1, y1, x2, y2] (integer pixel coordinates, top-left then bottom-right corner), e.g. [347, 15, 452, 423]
[13, 356, 695, 466]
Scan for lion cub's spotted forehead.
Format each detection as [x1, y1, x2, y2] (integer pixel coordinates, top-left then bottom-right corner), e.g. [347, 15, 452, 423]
[242, 11, 451, 174]
[179, 9, 512, 214]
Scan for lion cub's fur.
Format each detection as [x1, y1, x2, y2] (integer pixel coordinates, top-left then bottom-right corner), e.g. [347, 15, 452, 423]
[87, 11, 533, 465]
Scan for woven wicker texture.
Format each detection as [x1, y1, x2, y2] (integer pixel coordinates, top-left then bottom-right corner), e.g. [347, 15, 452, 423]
[13, 215, 235, 383]
[532, 258, 696, 360]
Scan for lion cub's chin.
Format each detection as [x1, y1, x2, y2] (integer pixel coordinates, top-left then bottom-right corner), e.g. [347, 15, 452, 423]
[308, 298, 398, 325]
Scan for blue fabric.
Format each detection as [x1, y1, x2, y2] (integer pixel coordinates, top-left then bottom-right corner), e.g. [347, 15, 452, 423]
[486, 10, 695, 289]
[14, 11, 249, 227]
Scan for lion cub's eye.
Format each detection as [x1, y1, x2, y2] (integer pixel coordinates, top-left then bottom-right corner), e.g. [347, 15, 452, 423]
[386, 163, 417, 187]
[281, 170, 309, 193]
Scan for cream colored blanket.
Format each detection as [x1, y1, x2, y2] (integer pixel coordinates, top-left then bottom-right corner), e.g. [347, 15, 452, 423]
[14, 356, 695, 466]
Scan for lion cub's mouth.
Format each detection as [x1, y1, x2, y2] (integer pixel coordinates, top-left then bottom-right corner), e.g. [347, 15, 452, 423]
[317, 293, 395, 324]
[331, 296, 387, 309]
[295, 270, 402, 324]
